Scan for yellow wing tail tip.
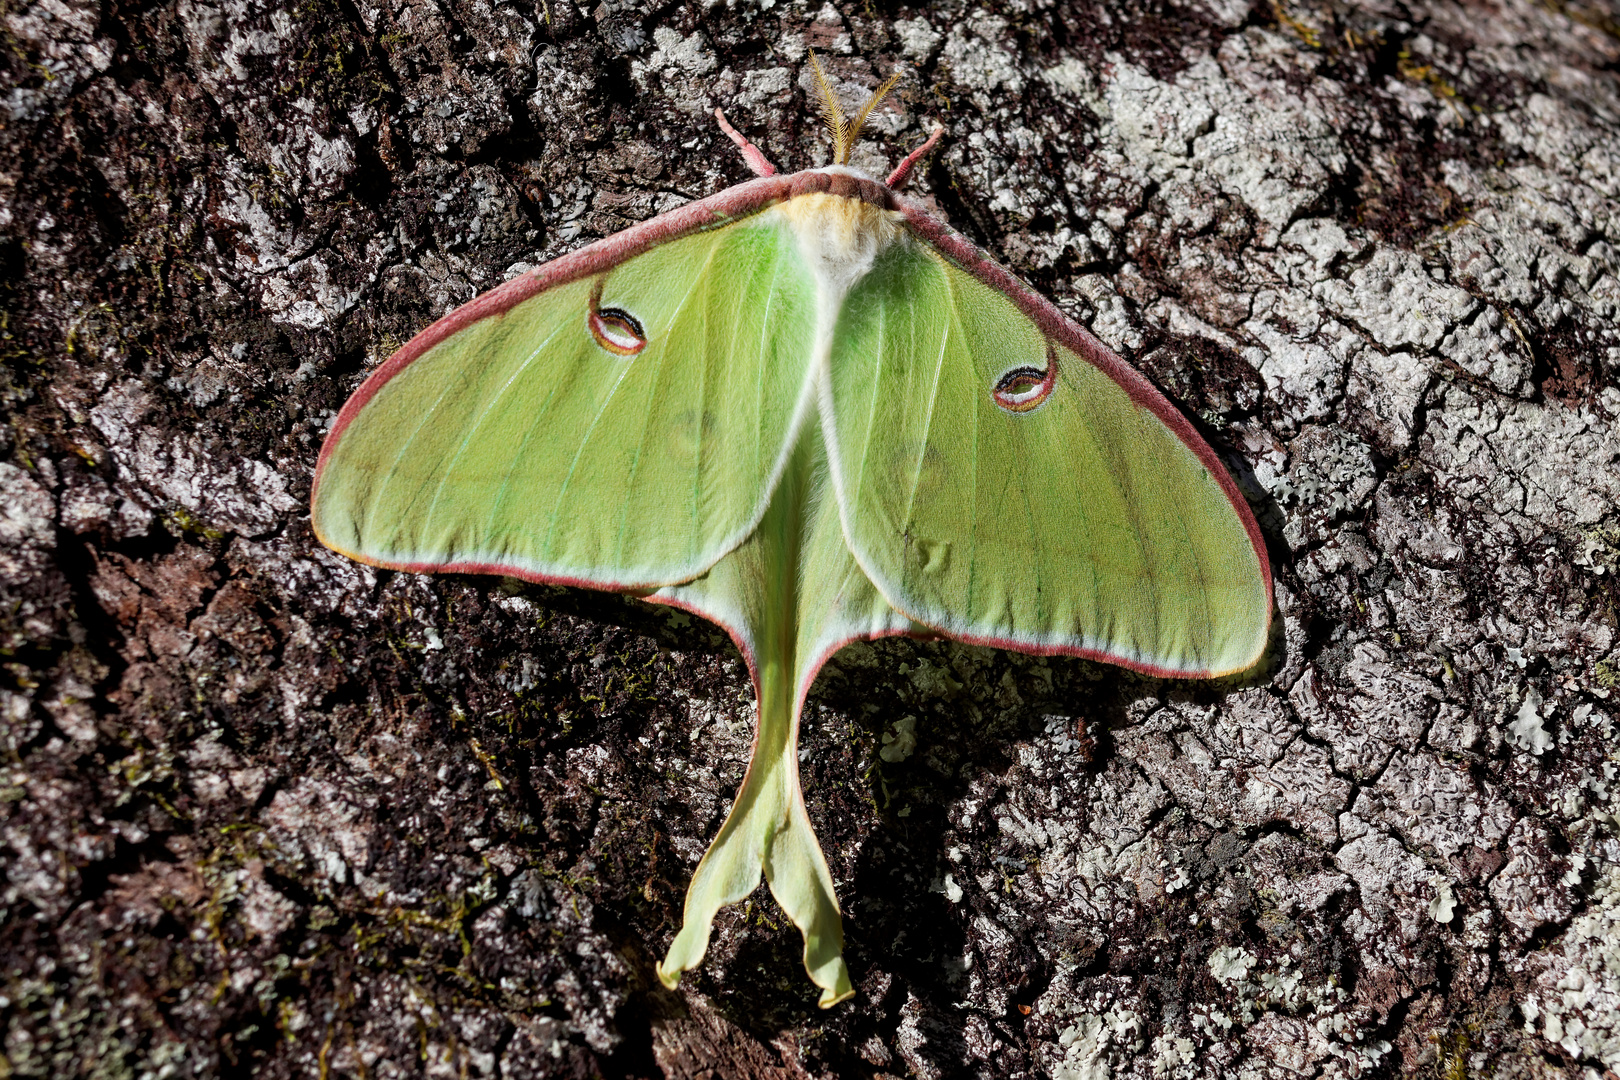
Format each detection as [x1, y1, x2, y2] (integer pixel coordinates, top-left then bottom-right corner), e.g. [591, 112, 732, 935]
[658, 952, 853, 1008]
[809, 952, 854, 1007]
[817, 982, 855, 1009]
[657, 930, 706, 990]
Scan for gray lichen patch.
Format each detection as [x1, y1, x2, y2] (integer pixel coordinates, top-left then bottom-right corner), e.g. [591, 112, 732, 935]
[2, 0, 1619, 1075]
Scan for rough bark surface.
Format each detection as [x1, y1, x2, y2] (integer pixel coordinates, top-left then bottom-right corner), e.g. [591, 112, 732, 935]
[2, 0, 1618, 1075]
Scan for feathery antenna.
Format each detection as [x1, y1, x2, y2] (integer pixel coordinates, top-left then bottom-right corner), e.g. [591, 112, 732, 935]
[845, 70, 902, 158]
[807, 50, 848, 162]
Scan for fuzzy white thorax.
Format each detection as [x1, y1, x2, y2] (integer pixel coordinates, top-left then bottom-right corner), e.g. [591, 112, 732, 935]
[762, 188, 909, 585]
[770, 189, 906, 498]
[770, 190, 903, 342]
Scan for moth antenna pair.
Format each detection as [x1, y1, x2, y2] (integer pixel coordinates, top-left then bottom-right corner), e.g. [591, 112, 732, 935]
[715, 55, 943, 187]
[808, 49, 902, 165]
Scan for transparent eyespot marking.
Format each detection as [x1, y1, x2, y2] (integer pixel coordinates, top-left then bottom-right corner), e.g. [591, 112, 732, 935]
[992, 349, 1057, 413]
[588, 302, 647, 357]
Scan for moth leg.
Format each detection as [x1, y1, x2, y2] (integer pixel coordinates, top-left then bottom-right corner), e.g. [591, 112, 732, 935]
[885, 124, 946, 190]
[714, 108, 779, 178]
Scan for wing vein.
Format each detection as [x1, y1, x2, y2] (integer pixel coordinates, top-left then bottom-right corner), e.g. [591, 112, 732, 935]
[850, 271, 888, 528]
[753, 239, 780, 480]
[897, 255, 951, 569]
[419, 317, 574, 548]
[546, 235, 720, 562]
[606, 234, 727, 567]
[368, 338, 492, 547]
[487, 318, 587, 534]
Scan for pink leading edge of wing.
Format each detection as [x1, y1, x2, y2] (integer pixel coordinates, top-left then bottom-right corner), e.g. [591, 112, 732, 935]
[313, 172, 800, 491]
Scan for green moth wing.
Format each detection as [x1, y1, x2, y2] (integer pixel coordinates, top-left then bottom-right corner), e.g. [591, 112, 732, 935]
[313, 206, 817, 589]
[824, 229, 1271, 677]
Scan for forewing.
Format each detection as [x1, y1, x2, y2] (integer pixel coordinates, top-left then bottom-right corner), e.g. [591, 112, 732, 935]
[314, 215, 817, 588]
[825, 235, 1270, 676]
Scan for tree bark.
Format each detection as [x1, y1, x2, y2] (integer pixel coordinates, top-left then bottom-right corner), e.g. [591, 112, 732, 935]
[1, 0, 1618, 1075]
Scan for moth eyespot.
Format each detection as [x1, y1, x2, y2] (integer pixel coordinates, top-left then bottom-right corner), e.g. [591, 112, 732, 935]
[589, 306, 646, 356]
[992, 357, 1056, 413]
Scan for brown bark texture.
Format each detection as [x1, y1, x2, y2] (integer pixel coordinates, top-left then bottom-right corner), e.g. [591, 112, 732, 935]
[2, 0, 1619, 1075]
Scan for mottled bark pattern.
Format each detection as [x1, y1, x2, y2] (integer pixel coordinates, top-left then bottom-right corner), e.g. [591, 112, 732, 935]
[1, 0, 1617, 1076]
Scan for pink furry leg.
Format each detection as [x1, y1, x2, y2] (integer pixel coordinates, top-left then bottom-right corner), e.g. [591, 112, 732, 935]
[714, 109, 779, 178]
[885, 125, 945, 190]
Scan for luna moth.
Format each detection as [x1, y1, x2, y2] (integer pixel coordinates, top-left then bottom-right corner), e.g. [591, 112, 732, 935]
[311, 59, 1272, 1009]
